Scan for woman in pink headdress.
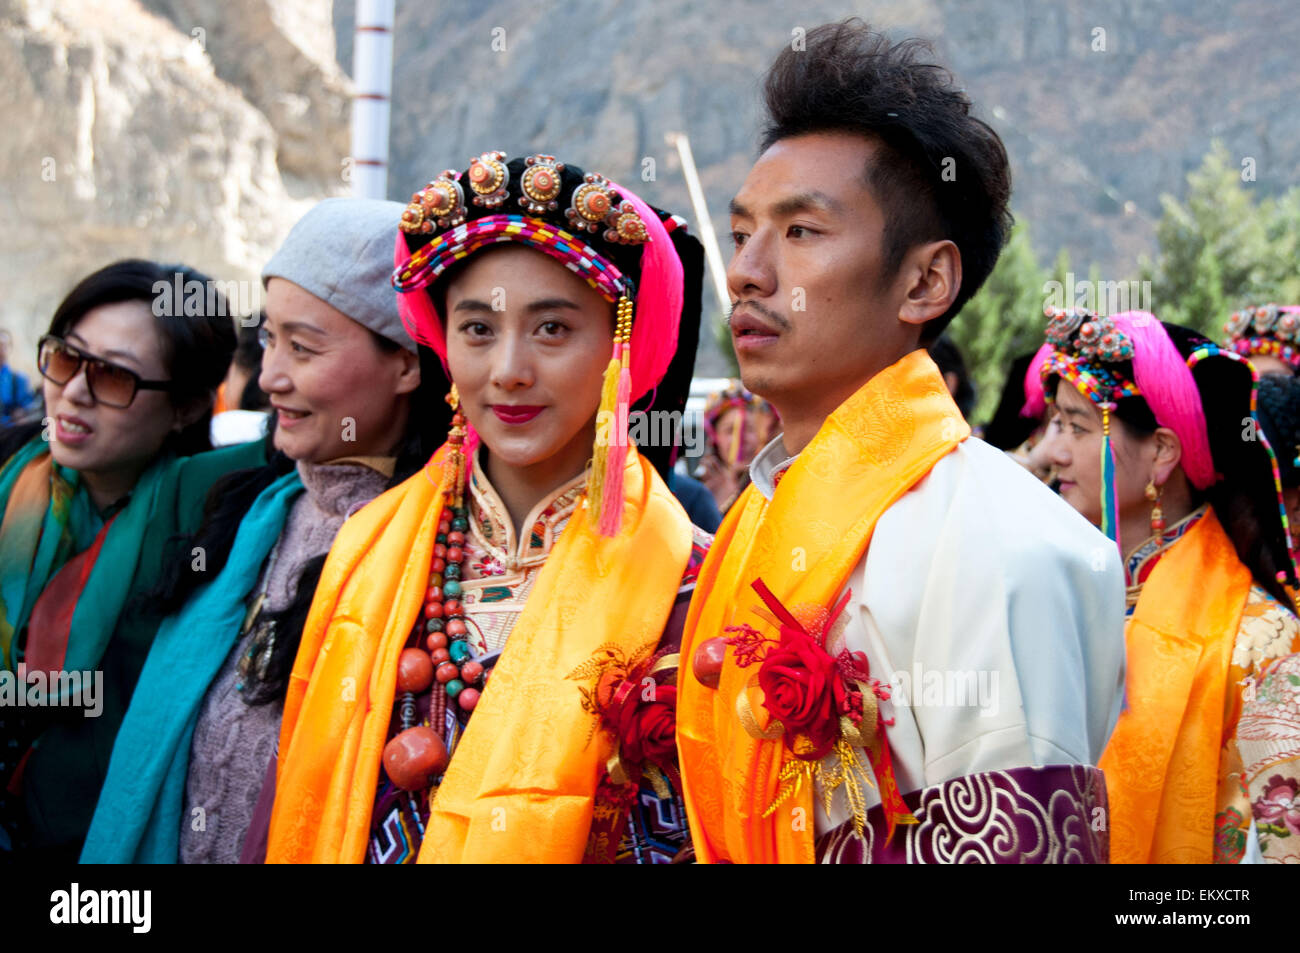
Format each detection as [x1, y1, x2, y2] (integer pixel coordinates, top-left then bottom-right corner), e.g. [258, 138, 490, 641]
[696, 381, 777, 513]
[1028, 307, 1300, 863]
[267, 153, 709, 864]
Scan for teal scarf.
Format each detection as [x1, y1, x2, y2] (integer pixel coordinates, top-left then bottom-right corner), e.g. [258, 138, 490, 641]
[0, 439, 167, 686]
[80, 470, 303, 863]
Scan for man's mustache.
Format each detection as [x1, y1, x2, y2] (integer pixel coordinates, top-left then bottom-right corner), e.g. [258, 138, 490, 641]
[727, 300, 791, 332]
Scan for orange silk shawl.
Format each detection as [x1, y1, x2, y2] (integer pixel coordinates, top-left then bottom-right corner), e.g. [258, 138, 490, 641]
[1099, 508, 1253, 863]
[267, 444, 692, 863]
[677, 350, 969, 863]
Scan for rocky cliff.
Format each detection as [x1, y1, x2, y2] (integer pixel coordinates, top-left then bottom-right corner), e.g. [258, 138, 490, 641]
[0, 0, 349, 374]
[335, 0, 1300, 374]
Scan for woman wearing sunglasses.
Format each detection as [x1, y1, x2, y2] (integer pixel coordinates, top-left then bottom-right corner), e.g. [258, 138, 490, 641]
[0, 259, 262, 859]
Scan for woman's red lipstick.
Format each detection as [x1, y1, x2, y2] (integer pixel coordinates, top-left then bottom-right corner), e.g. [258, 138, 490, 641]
[491, 405, 544, 424]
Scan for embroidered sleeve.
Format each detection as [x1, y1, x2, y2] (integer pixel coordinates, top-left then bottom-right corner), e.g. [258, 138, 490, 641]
[1238, 653, 1300, 863]
[1232, 586, 1300, 675]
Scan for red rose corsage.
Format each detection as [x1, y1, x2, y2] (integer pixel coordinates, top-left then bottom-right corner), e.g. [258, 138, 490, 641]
[723, 578, 916, 841]
[567, 641, 681, 797]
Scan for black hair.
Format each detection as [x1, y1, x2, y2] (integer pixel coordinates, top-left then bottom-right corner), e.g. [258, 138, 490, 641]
[1256, 373, 1300, 489]
[46, 259, 236, 457]
[633, 226, 705, 482]
[0, 420, 44, 469]
[760, 19, 1013, 342]
[1097, 325, 1297, 611]
[983, 352, 1041, 450]
[927, 333, 976, 420]
[232, 314, 271, 412]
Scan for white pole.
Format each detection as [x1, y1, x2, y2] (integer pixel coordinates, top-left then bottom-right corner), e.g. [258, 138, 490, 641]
[668, 132, 731, 314]
[351, 0, 395, 199]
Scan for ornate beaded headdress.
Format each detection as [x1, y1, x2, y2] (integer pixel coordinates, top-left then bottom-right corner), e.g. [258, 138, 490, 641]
[1223, 303, 1300, 372]
[1034, 307, 1140, 544]
[703, 381, 777, 467]
[391, 152, 696, 537]
[1026, 308, 1297, 579]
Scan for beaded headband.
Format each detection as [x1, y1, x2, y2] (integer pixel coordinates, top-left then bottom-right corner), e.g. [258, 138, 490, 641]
[703, 383, 773, 430]
[703, 382, 776, 467]
[393, 215, 632, 303]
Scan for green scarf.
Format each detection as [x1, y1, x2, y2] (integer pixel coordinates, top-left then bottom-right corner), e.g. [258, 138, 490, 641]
[0, 439, 151, 680]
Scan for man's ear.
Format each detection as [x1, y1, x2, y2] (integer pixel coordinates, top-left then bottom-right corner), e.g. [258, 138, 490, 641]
[898, 239, 961, 329]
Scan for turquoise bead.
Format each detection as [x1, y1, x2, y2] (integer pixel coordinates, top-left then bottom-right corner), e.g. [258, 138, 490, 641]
[445, 678, 465, 699]
[451, 517, 469, 532]
[449, 639, 472, 663]
[443, 580, 462, 598]
[425, 618, 444, 633]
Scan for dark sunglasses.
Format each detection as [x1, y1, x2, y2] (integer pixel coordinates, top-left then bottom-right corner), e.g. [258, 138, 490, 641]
[37, 335, 174, 409]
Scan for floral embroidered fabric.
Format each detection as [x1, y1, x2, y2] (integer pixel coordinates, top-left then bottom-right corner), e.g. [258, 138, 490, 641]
[1237, 652, 1300, 862]
[1214, 586, 1300, 863]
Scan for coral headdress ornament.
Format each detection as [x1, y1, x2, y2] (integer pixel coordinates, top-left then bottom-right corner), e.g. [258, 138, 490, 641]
[1028, 308, 1140, 547]
[1025, 307, 1296, 573]
[391, 152, 693, 536]
[1224, 303, 1300, 372]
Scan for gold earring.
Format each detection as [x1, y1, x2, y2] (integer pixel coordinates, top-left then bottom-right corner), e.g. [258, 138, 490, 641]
[1146, 479, 1165, 534]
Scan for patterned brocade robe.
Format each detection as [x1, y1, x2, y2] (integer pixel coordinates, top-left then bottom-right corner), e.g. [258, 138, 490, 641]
[1102, 504, 1300, 864]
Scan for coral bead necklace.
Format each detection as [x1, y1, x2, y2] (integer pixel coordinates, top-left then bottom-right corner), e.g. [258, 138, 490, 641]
[382, 398, 489, 791]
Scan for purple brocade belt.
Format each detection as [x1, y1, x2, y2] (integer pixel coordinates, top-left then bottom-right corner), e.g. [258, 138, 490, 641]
[815, 764, 1109, 863]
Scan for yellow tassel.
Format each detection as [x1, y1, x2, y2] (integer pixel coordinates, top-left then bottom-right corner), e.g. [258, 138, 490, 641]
[588, 296, 633, 522]
[588, 351, 622, 512]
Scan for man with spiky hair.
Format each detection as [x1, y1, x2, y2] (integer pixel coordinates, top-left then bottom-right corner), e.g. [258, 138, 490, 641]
[677, 20, 1126, 863]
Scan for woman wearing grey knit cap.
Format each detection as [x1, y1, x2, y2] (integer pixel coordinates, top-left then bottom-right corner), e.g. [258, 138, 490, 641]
[81, 198, 452, 864]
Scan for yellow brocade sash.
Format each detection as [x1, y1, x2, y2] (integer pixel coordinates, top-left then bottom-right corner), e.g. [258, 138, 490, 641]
[677, 350, 969, 863]
[1099, 509, 1251, 864]
[267, 443, 692, 863]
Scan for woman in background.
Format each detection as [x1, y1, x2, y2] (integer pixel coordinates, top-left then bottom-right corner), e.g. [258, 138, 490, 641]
[1236, 372, 1300, 862]
[695, 382, 776, 515]
[1033, 306, 1300, 863]
[0, 259, 259, 858]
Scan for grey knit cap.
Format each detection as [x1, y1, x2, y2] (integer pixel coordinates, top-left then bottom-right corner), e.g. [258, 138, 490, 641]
[262, 197, 413, 352]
